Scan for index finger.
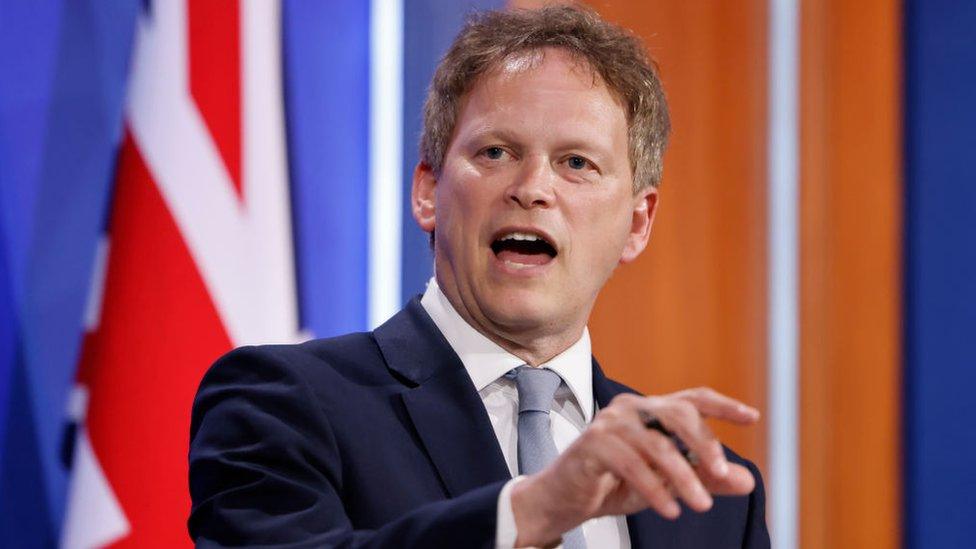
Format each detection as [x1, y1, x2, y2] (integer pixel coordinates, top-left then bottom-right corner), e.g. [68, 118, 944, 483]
[672, 387, 760, 424]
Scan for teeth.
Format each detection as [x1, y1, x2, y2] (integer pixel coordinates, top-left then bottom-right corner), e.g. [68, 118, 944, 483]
[500, 231, 542, 242]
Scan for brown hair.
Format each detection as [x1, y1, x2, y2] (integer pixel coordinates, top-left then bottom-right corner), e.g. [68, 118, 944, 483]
[420, 4, 671, 191]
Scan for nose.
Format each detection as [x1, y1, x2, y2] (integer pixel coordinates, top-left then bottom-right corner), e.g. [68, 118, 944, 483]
[506, 156, 555, 209]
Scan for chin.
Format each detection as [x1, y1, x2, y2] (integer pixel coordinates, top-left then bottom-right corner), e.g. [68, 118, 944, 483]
[481, 286, 563, 331]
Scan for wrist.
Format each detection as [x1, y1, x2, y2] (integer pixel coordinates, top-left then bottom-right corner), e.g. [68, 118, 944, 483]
[510, 473, 569, 548]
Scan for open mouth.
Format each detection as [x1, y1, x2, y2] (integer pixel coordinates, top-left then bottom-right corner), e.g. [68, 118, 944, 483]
[490, 231, 557, 267]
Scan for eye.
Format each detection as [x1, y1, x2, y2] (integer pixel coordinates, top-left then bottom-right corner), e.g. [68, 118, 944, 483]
[483, 146, 506, 160]
[566, 155, 591, 170]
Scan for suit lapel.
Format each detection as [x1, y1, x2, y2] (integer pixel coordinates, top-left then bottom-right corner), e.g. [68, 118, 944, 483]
[399, 362, 512, 496]
[376, 306, 684, 542]
[592, 358, 677, 549]
[374, 299, 511, 497]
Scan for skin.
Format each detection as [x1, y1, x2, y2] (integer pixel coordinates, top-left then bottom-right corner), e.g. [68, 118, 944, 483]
[413, 48, 653, 367]
[411, 47, 760, 547]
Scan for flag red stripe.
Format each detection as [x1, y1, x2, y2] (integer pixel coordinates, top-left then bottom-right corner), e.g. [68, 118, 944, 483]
[84, 131, 232, 547]
[188, 0, 243, 199]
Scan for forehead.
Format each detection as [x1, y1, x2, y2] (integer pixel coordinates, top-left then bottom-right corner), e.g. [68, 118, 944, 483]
[471, 47, 619, 105]
[456, 47, 628, 137]
[495, 47, 593, 79]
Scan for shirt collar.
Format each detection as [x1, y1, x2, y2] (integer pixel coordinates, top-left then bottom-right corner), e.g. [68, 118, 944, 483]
[420, 277, 594, 422]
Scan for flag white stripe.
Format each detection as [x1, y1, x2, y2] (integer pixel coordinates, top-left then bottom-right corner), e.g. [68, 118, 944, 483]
[60, 428, 130, 549]
[64, 2, 300, 544]
[128, 0, 299, 346]
[241, 0, 300, 340]
[767, 0, 800, 547]
[369, 0, 404, 328]
[82, 237, 110, 331]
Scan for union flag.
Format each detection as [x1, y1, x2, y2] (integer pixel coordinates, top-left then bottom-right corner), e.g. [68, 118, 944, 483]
[61, 2, 299, 546]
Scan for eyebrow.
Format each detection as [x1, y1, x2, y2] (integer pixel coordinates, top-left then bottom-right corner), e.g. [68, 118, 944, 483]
[465, 126, 609, 151]
[462, 126, 522, 145]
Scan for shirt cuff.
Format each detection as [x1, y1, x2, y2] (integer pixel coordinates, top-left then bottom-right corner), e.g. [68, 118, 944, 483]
[495, 476, 525, 549]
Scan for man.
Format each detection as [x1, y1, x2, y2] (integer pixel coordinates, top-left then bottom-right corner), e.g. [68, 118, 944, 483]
[189, 6, 770, 548]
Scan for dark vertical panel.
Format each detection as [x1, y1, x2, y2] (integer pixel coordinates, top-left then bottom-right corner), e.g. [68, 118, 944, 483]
[0, 362, 54, 549]
[283, 0, 370, 337]
[0, 214, 11, 458]
[904, 2, 976, 547]
[400, 0, 503, 300]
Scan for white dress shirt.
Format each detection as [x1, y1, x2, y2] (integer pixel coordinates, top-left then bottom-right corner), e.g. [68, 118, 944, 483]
[420, 278, 631, 549]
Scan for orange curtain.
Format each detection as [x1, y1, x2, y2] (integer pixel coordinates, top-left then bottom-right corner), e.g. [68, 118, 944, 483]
[579, 0, 770, 475]
[800, 1, 902, 547]
[506, 2, 902, 546]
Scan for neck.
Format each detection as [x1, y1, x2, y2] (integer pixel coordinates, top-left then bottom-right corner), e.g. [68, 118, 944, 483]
[434, 276, 587, 366]
[485, 325, 582, 366]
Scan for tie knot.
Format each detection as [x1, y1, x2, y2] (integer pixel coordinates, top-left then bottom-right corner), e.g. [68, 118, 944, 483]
[513, 366, 562, 414]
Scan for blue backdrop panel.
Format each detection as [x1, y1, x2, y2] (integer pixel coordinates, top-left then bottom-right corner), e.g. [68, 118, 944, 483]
[0, 0, 65, 471]
[0, 200, 14, 469]
[284, 0, 370, 338]
[0, 0, 138, 542]
[400, 0, 504, 300]
[904, 1, 976, 548]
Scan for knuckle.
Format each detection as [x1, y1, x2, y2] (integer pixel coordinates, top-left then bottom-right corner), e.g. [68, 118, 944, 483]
[674, 467, 699, 487]
[673, 400, 698, 421]
[695, 386, 715, 398]
[661, 400, 695, 425]
[642, 471, 663, 490]
[648, 479, 671, 499]
[580, 455, 603, 476]
[699, 441, 722, 463]
[700, 420, 717, 438]
[619, 456, 643, 478]
[608, 418, 629, 435]
[648, 432, 675, 454]
[588, 421, 611, 438]
[598, 407, 617, 421]
[712, 439, 727, 458]
[610, 393, 635, 407]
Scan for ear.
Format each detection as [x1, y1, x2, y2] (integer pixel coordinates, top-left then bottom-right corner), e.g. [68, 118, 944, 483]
[619, 186, 658, 264]
[411, 162, 437, 232]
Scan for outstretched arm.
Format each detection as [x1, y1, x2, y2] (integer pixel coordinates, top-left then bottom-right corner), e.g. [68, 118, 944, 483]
[188, 347, 504, 548]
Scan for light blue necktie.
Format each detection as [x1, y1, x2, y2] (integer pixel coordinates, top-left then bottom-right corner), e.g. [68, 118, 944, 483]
[513, 366, 587, 549]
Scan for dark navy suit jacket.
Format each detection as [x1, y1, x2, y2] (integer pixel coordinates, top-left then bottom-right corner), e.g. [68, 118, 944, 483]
[188, 298, 770, 548]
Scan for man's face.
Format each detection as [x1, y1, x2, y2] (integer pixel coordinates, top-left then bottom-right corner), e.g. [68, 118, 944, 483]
[413, 47, 657, 346]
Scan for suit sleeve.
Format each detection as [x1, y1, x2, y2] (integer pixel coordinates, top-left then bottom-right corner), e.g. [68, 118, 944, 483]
[741, 459, 771, 549]
[188, 347, 505, 548]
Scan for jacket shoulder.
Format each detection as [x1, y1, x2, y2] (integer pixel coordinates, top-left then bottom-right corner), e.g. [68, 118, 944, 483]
[201, 331, 394, 390]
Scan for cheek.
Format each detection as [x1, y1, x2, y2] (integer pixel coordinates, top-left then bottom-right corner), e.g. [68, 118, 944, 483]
[434, 177, 490, 247]
[572, 199, 634, 265]
[437, 164, 481, 210]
